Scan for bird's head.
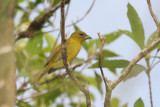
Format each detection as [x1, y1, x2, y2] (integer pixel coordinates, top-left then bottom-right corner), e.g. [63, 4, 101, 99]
[70, 31, 92, 43]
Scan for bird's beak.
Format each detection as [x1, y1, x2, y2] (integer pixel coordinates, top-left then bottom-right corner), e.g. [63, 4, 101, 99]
[84, 35, 92, 40]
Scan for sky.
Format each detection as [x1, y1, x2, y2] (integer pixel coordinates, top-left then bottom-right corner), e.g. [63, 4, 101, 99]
[16, 0, 160, 107]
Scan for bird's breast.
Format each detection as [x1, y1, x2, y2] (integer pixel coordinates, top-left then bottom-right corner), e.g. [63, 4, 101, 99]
[67, 39, 82, 62]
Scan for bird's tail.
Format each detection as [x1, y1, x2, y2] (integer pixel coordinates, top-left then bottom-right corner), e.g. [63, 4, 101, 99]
[32, 66, 50, 85]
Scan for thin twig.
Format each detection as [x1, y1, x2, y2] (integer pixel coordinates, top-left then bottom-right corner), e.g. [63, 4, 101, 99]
[147, 0, 160, 39]
[151, 60, 160, 70]
[97, 32, 108, 88]
[150, 49, 159, 67]
[60, 0, 91, 107]
[148, 73, 153, 107]
[147, 0, 159, 28]
[146, 58, 153, 107]
[17, 81, 29, 93]
[45, 0, 95, 33]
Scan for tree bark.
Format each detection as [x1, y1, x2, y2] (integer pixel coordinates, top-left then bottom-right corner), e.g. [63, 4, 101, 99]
[0, 0, 16, 106]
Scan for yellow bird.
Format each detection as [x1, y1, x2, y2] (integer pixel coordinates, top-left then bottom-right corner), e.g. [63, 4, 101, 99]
[34, 31, 92, 83]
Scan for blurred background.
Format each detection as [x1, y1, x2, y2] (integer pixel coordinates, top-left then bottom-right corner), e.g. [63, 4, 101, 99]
[14, 0, 160, 107]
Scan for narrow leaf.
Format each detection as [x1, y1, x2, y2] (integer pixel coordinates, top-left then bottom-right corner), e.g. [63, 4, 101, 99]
[134, 98, 144, 107]
[44, 33, 58, 52]
[73, 24, 80, 31]
[123, 64, 146, 82]
[103, 31, 122, 44]
[123, 103, 128, 107]
[25, 35, 43, 56]
[146, 31, 160, 49]
[127, 3, 145, 49]
[100, 49, 119, 58]
[90, 60, 129, 74]
[111, 98, 119, 107]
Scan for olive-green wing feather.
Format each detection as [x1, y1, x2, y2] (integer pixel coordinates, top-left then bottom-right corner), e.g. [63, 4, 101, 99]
[44, 44, 61, 67]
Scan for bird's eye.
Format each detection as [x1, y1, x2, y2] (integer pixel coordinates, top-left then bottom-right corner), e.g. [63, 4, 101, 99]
[80, 33, 84, 37]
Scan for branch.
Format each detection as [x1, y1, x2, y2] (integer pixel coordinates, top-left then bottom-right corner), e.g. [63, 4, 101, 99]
[97, 32, 112, 107]
[45, 0, 95, 33]
[60, 0, 91, 107]
[111, 32, 160, 90]
[147, 0, 160, 39]
[146, 59, 153, 107]
[16, 0, 70, 40]
[147, 0, 159, 28]
[97, 32, 108, 88]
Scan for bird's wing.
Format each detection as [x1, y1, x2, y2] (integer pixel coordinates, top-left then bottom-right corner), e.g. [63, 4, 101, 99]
[44, 44, 61, 67]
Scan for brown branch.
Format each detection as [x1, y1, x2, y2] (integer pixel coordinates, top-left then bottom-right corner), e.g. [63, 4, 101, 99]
[97, 32, 108, 88]
[147, 0, 160, 40]
[60, 0, 91, 107]
[17, 81, 29, 93]
[97, 32, 112, 107]
[146, 58, 153, 107]
[148, 73, 153, 107]
[147, 0, 159, 28]
[110, 31, 160, 90]
[16, 0, 70, 41]
[104, 88, 112, 107]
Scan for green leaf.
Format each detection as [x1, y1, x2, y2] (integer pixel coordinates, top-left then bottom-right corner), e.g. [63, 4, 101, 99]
[127, 3, 145, 49]
[134, 98, 144, 107]
[44, 33, 58, 52]
[15, 39, 27, 53]
[73, 24, 80, 31]
[90, 60, 129, 74]
[103, 31, 122, 45]
[95, 72, 103, 94]
[82, 40, 97, 56]
[123, 103, 128, 107]
[111, 98, 119, 107]
[52, 0, 61, 7]
[123, 64, 146, 82]
[146, 31, 160, 50]
[71, 102, 86, 107]
[72, 58, 85, 65]
[17, 0, 24, 3]
[37, 90, 61, 106]
[90, 93, 95, 101]
[57, 104, 63, 107]
[25, 35, 43, 56]
[16, 102, 32, 107]
[99, 49, 119, 58]
[119, 30, 134, 40]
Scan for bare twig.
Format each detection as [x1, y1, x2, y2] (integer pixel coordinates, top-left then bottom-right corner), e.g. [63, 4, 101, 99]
[147, 0, 159, 28]
[97, 32, 112, 107]
[45, 0, 95, 33]
[60, 0, 91, 107]
[147, 0, 160, 39]
[145, 58, 153, 107]
[97, 32, 108, 88]
[16, 0, 70, 40]
[111, 31, 160, 90]
[17, 81, 29, 93]
[147, 73, 153, 107]
[148, 73, 153, 107]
